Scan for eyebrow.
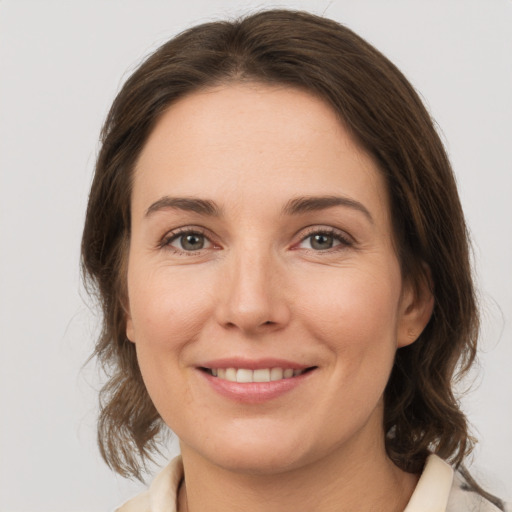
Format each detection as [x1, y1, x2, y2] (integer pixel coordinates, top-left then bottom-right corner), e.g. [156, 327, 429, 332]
[145, 197, 221, 217]
[144, 194, 373, 223]
[282, 195, 373, 223]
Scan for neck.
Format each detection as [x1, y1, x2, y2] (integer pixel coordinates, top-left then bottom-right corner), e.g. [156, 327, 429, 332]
[178, 428, 418, 512]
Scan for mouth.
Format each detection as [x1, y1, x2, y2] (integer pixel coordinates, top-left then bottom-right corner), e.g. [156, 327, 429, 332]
[200, 366, 316, 383]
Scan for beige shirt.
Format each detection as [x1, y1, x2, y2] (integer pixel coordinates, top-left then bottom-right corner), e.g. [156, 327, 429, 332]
[116, 454, 504, 512]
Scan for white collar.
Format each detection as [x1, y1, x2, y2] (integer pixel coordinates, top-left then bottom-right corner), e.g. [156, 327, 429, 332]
[404, 454, 454, 512]
[121, 453, 454, 512]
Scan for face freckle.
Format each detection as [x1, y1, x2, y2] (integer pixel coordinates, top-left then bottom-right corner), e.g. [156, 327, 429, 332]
[125, 83, 433, 475]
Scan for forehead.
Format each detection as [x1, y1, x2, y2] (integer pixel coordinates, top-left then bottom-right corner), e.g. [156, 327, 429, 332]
[133, 83, 390, 223]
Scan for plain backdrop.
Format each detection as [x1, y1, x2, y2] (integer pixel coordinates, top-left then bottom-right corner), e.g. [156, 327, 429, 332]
[1, 0, 511, 510]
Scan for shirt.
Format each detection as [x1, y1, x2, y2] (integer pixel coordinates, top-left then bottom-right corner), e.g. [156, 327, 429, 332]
[116, 454, 506, 512]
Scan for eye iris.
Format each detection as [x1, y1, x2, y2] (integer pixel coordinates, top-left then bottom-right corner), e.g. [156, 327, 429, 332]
[181, 234, 204, 251]
[311, 233, 333, 250]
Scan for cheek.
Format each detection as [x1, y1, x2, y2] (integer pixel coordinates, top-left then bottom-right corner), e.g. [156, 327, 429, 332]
[294, 263, 402, 371]
[127, 266, 218, 419]
[300, 265, 400, 330]
[127, 264, 216, 349]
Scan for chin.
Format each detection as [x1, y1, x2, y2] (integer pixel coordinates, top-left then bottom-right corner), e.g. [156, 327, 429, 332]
[209, 445, 309, 476]
[181, 425, 316, 476]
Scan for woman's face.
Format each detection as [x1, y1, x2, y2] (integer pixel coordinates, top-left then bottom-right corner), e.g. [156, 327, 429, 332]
[126, 83, 432, 474]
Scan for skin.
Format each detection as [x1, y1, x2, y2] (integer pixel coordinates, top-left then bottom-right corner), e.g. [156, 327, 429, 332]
[126, 83, 434, 512]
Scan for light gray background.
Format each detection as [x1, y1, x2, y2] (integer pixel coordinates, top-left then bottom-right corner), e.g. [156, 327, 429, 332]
[1, 0, 511, 510]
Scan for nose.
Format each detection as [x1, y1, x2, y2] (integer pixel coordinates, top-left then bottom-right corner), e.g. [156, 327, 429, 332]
[215, 248, 291, 335]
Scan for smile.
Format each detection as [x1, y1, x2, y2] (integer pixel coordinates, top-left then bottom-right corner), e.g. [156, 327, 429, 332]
[200, 364, 317, 403]
[203, 367, 310, 382]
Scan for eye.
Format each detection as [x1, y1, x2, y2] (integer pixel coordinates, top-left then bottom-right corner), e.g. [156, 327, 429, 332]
[163, 230, 214, 252]
[297, 229, 352, 251]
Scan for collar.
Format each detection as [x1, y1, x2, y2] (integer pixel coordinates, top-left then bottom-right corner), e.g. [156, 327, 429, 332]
[131, 453, 454, 512]
[404, 454, 454, 512]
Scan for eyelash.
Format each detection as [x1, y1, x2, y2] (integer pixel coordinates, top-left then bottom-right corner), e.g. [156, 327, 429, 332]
[294, 227, 353, 252]
[159, 227, 216, 255]
[159, 226, 353, 255]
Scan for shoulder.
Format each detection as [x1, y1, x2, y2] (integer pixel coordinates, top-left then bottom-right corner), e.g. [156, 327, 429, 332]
[115, 490, 151, 512]
[405, 454, 509, 512]
[447, 469, 509, 512]
[115, 457, 183, 512]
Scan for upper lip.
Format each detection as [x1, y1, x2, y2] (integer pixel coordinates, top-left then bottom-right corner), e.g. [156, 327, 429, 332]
[197, 357, 312, 370]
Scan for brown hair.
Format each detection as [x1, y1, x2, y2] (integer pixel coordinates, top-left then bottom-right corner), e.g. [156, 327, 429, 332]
[82, 9, 479, 481]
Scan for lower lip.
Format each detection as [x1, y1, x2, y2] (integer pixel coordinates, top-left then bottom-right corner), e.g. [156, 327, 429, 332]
[200, 370, 314, 404]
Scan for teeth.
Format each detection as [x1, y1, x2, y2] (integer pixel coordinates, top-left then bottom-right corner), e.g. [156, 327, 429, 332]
[236, 369, 253, 383]
[253, 369, 270, 382]
[209, 367, 306, 383]
[270, 368, 283, 381]
[225, 368, 237, 382]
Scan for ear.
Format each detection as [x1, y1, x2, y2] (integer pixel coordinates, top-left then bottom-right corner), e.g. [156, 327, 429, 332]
[124, 295, 136, 343]
[126, 313, 136, 343]
[118, 243, 136, 343]
[396, 270, 434, 348]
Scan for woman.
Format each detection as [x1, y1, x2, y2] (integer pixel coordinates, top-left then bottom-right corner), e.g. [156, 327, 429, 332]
[81, 9, 507, 512]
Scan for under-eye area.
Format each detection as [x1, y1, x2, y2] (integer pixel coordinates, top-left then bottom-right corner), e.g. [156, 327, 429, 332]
[200, 366, 317, 382]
